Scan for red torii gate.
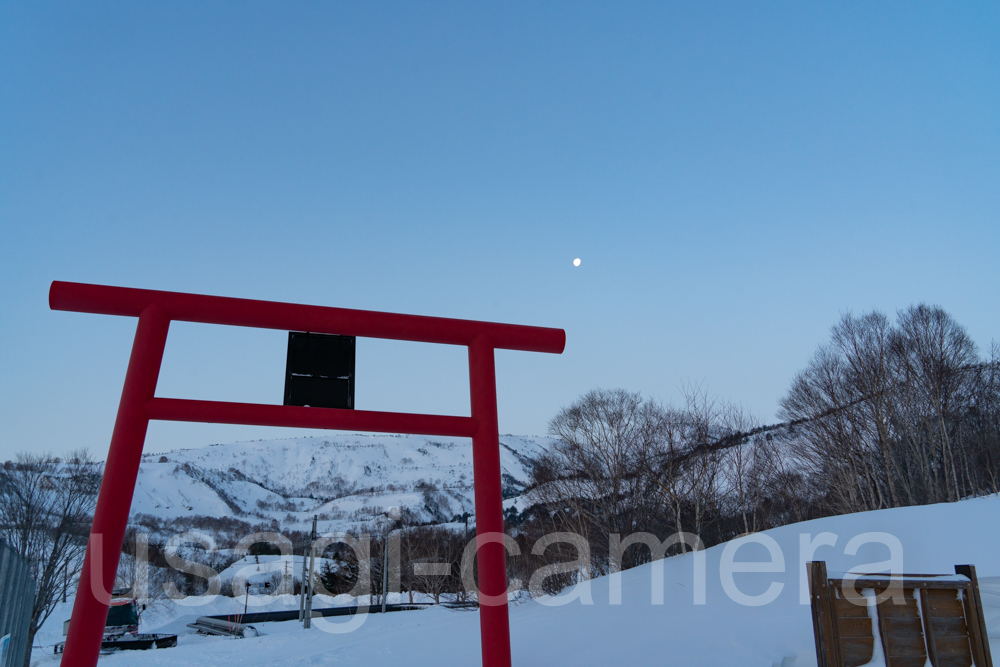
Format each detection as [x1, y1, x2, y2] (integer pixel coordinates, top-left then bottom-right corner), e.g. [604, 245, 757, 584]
[49, 281, 565, 667]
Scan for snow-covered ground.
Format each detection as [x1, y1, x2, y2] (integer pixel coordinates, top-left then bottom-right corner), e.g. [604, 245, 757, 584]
[35, 494, 1000, 666]
[215, 554, 332, 588]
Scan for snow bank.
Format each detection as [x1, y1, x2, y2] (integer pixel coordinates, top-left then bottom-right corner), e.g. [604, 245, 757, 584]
[33, 494, 1000, 666]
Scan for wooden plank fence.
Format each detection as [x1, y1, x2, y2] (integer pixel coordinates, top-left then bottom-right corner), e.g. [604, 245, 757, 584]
[808, 561, 993, 667]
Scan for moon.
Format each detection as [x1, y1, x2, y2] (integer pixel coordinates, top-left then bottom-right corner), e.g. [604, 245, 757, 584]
[573, 258, 581, 267]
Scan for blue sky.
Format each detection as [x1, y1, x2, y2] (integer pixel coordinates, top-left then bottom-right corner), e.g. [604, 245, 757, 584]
[1, 2, 998, 461]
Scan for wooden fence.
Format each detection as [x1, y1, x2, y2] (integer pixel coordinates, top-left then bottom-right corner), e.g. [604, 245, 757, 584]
[808, 561, 993, 667]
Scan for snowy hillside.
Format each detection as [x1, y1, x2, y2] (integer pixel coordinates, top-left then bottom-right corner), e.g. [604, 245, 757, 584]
[35, 494, 1000, 666]
[132, 434, 553, 532]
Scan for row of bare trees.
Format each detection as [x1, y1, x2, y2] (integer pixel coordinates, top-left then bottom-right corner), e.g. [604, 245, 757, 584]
[317, 524, 476, 604]
[780, 304, 1000, 514]
[520, 387, 805, 578]
[518, 304, 1000, 585]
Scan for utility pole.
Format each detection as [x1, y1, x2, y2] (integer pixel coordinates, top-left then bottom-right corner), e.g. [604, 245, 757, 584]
[303, 515, 317, 629]
[381, 533, 390, 614]
[298, 547, 307, 621]
[461, 512, 471, 603]
[381, 507, 401, 614]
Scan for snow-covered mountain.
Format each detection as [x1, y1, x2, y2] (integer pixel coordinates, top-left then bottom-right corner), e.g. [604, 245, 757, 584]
[132, 434, 554, 533]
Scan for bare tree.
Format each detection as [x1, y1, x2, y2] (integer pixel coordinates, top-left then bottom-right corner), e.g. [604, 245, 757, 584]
[405, 525, 463, 604]
[891, 304, 980, 503]
[0, 450, 99, 664]
[643, 386, 724, 550]
[719, 406, 768, 535]
[780, 312, 903, 513]
[531, 389, 665, 573]
[115, 527, 172, 612]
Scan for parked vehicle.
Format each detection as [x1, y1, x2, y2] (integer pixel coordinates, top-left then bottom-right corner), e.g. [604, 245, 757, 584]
[55, 597, 177, 654]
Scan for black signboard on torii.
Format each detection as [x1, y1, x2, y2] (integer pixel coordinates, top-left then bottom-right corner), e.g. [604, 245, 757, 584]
[283, 331, 356, 409]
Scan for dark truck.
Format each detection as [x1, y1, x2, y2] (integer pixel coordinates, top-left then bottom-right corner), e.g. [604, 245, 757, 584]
[55, 598, 177, 653]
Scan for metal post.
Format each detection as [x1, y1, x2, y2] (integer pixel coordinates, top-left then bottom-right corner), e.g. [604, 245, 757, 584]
[381, 532, 390, 614]
[468, 335, 511, 667]
[0, 542, 21, 666]
[61, 306, 170, 667]
[303, 516, 317, 628]
[298, 551, 307, 621]
[298, 550, 307, 621]
[0, 542, 36, 667]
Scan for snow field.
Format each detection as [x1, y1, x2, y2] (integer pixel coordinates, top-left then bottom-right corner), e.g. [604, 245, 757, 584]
[33, 494, 1000, 666]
